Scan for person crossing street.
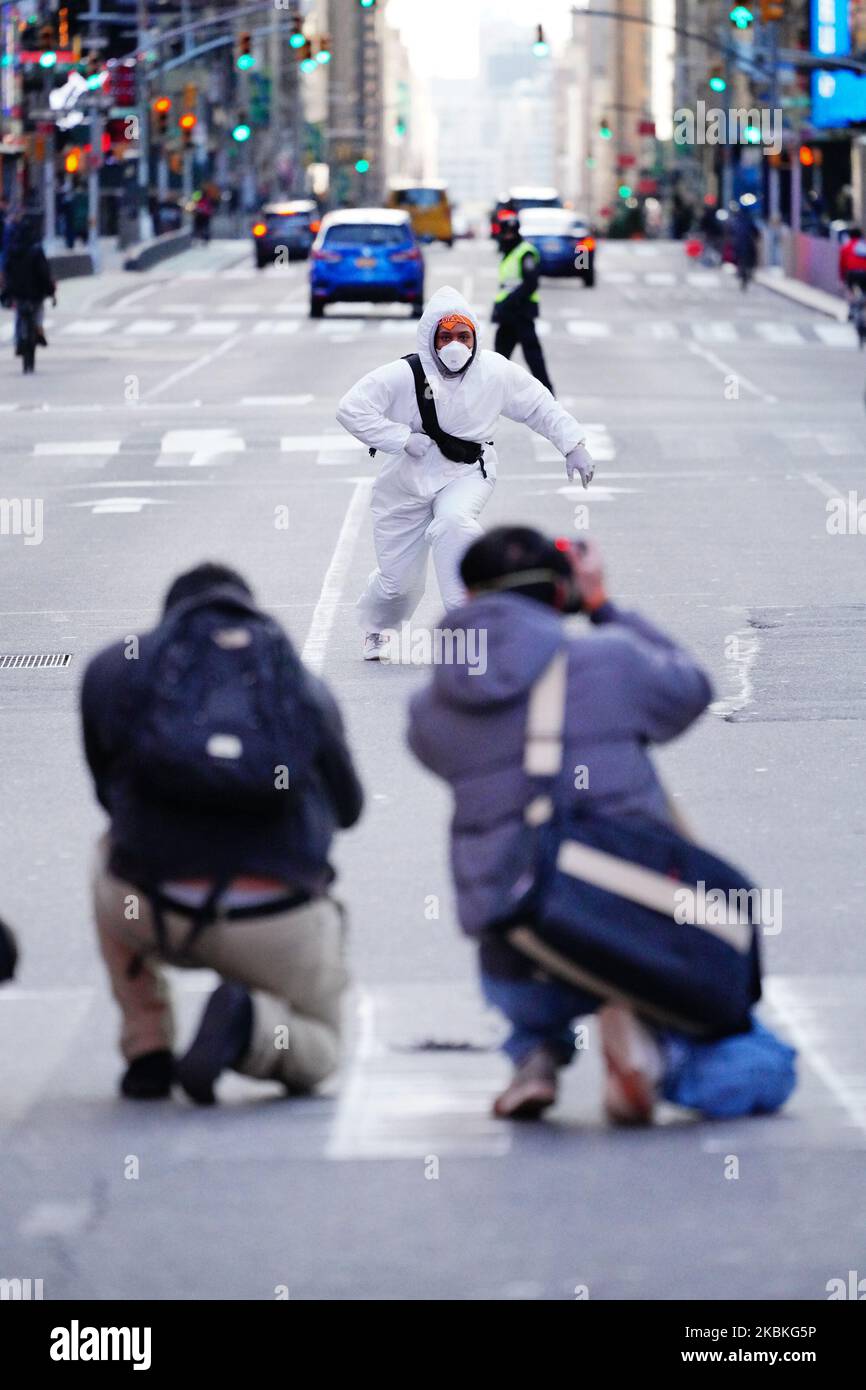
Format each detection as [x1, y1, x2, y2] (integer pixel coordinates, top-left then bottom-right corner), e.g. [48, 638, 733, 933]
[336, 284, 595, 660]
[492, 213, 555, 395]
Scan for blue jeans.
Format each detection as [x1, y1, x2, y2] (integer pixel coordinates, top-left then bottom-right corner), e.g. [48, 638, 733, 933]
[480, 971, 797, 1118]
[481, 970, 599, 1066]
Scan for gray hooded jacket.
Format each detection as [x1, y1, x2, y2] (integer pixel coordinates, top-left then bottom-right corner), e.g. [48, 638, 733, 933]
[407, 595, 713, 936]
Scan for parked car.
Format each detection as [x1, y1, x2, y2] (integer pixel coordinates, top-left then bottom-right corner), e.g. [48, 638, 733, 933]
[252, 200, 320, 267]
[517, 207, 597, 287]
[309, 208, 424, 318]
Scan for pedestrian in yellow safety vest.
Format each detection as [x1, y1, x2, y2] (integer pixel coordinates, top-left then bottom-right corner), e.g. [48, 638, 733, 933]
[492, 214, 555, 396]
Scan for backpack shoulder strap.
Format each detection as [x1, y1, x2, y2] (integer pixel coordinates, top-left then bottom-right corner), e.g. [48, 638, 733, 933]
[402, 352, 437, 435]
[523, 647, 569, 827]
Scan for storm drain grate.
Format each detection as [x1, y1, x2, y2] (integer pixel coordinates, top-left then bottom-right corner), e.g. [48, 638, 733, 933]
[0, 653, 73, 670]
[727, 606, 866, 722]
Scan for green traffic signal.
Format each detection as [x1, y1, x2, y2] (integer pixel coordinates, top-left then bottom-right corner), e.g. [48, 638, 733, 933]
[355, 158, 370, 173]
[236, 54, 256, 72]
[289, 31, 305, 49]
[599, 123, 613, 140]
[39, 50, 57, 68]
[232, 123, 252, 143]
[618, 184, 632, 198]
[709, 75, 727, 92]
[729, 4, 754, 26]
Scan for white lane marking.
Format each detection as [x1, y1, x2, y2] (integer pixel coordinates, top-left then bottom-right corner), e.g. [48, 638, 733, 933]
[379, 320, 417, 334]
[253, 320, 301, 334]
[71, 497, 168, 514]
[327, 988, 510, 1160]
[709, 626, 759, 719]
[644, 271, 676, 286]
[123, 318, 175, 336]
[566, 320, 611, 338]
[301, 477, 372, 674]
[60, 319, 115, 336]
[242, 394, 314, 406]
[687, 339, 777, 405]
[34, 440, 120, 457]
[756, 321, 804, 346]
[113, 283, 159, 310]
[814, 322, 857, 349]
[281, 434, 360, 454]
[686, 272, 719, 288]
[156, 428, 245, 469]
[802, 471, 842, 500]
[602, 270, 636, 284]
[216, 302, 261, 314]
[143, 332, 241, 401]
[692, 320, 737, 343]
[764, 977, 866, 1140]
[188, 319, 240, 337]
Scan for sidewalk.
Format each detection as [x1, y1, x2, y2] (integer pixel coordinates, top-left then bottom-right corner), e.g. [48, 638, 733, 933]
[755, 266, 848, 322]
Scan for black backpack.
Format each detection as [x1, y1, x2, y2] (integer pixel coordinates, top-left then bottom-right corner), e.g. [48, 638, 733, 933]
[126, 588, 318, 815]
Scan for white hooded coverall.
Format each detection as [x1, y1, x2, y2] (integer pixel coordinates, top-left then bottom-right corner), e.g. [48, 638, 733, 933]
[336, 286, 587, 630]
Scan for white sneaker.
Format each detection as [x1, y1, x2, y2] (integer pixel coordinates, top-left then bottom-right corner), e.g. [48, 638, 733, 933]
[599, 1003, 664, 1126]
[363, 632, 386, 661]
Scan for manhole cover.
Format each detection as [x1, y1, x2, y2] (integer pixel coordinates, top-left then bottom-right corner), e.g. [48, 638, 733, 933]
[0, 653, 72, 670]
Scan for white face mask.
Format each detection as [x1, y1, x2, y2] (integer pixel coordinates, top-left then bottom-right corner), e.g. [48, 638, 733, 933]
[437, 340, 473, 372]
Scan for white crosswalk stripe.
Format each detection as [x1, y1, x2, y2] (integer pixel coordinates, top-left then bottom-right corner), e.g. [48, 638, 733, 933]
[123, 319, 174, 336]
[61, 319, 116, 336]
[644, 272, 676, 286]
[253, 320, 301, 334]
[34, 440, 120, 457]
[638, 320, 678, 340]
[188, 319, 240, 337]
[756, 321, 805, 346]
[155, 428, 245, 468]
[814, 322, 857, 348]
[692, 320, 737, 343]
[281, 434, 360, 454]
[566, 320, 611, 338]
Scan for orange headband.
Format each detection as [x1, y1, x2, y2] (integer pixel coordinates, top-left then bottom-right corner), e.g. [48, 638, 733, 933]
[437, 313, 474, 332]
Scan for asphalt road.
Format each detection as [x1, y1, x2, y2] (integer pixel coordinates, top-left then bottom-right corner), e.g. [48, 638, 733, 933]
[1, 236, 864, 1300]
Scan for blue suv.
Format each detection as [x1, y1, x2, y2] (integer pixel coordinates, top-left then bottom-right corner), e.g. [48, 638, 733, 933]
[309, 209, 424, 318]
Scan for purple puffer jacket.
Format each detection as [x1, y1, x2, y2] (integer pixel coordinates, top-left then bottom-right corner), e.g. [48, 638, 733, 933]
[407, 593, 713, 937]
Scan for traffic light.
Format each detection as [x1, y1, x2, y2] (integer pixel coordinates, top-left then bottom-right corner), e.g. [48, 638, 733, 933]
[359, 1, 377, 9]
[760, 0, 784, 19]
[618, 184, 632, 198]
[236, 32, 255, 71]
[153, 96, 171, 138]
[729, 5, 754, 27]
[709, 67, 727, 93]
[289, 14, 305, 48]
[317, 37, 332, 65]
[38, 23, 57, 68]
[65, 148, 81, 174]
[232, 118, 252, 143]
[599, 118, 613, 140]
[533, 24, 550, 58]
[355, 157, 370, 173]
[179, 113, 197, 148]
[299, 41, 317, 74]
[799, 144, 822, 166]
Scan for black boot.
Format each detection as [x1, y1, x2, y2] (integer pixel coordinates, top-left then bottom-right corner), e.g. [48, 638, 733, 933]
[121, 1049, 174, 1100]
[176, 983, 253, 1106]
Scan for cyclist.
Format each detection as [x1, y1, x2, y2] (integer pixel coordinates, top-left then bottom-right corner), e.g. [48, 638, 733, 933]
[838, 226, 866, 317]
[0, 214, 56, 355]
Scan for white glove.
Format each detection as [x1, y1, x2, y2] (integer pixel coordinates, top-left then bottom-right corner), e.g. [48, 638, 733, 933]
[565, 442, 595, 489]
[404, 432, 431, 459]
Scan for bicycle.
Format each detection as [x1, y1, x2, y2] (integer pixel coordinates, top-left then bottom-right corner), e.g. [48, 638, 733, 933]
[14, 299, 39, 373]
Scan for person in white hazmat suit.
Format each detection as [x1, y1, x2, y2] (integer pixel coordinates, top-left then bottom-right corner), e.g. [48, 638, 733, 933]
[335, 285, 595, 660]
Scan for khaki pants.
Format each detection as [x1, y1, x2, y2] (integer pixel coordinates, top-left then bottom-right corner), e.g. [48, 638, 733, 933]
[93, 851, 349, 1091]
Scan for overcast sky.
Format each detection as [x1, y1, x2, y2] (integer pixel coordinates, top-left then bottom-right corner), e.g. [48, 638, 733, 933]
[387, 0, 576, 79]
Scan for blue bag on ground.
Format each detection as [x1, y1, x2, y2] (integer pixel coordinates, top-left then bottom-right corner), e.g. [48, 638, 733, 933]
[661, 1018, 797, 1117]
